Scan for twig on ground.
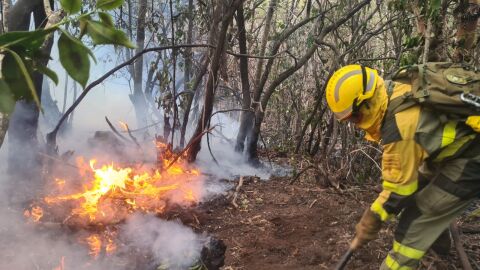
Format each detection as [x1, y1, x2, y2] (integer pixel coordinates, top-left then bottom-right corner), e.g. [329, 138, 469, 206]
[289, 165, 317, 185]
[232, 176, 245, 208]
[460, 225, 480, 234]
[450, 222, 474, 270]
[309, 199, 318, 208]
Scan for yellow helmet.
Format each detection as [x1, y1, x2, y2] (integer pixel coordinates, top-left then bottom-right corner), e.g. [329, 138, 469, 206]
[325, 65, 379, 120]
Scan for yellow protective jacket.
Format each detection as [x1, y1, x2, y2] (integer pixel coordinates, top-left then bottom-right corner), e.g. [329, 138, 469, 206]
[361, 78, 479, 221]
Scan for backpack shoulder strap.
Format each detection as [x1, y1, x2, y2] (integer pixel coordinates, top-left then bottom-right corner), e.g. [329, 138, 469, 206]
[384, 80, 417, 120]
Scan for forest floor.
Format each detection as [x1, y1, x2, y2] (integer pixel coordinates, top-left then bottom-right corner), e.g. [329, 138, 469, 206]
[195, 153, 480, 270]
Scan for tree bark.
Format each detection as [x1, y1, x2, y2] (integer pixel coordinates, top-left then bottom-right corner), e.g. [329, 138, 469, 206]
[130, 0, 148, 129]
[234, 3, 253, 153]
[245, 0, 370, 162]
[7, 0, 53, 180]
[186, 0, 244, 162]
[169, 0, 178, 145]
[179, 0, 195, 148]
[253, 0, 277, 89]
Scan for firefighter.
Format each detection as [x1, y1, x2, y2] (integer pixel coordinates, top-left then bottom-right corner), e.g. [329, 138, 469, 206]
[325, 64, 480, 269]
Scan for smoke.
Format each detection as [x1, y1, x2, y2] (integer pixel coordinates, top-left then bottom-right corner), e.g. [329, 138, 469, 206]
[0, 42, 290, 270]
[121, 214, 206, 270]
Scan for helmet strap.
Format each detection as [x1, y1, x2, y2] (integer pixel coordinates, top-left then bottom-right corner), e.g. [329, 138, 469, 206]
[361, 65, 367, 95]
[352, 66, 369, 114]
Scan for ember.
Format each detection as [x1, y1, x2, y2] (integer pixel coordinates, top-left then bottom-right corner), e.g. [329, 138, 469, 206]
[85, 234, 102, 258]
[24, 205, 43, 223]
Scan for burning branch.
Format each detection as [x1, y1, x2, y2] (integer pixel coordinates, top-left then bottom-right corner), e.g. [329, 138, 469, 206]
[105, 116, 129, 142]
[165, 126, 215, 171]
[119, 121, 142, 149]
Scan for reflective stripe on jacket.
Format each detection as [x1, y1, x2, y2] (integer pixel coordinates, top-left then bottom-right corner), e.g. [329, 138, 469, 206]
[370, 82, 478, 221]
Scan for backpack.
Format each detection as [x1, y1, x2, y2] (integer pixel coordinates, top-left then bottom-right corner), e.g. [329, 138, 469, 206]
[385, 62, 480, 122]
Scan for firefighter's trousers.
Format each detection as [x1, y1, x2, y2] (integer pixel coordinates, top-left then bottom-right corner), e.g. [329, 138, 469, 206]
[380, 137, 480, 270]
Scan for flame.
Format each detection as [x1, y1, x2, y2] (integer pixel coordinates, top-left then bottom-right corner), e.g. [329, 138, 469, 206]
[55, 178, 66, 190]
[118, 121, 128, 131]
[105, 236, 117, 255]
[86, 234, 102, 258]
[29, 141, 202, 258]
[52, 256, 65, 270]
[24, 205, 44, 222]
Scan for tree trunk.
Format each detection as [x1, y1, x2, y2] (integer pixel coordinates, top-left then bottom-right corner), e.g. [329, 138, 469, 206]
[245, 0, 370, 162]
[169, 0, 178, 145]
[180, 57, 209, 149]
[234, 3, 253, 153]
[253, 0, 277, 89]
[186, 0, 243, 162]
[145, 54, 161, 95]
[179, 0, 195, 148]
[131, 0, 148, 129]
[7, 0, 53, 180]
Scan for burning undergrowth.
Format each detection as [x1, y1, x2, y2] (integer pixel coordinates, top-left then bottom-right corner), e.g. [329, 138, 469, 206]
[16, 140, 225, 270]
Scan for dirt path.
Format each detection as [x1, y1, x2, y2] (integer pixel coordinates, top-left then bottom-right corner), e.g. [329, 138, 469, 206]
[197, 173, 479, 270]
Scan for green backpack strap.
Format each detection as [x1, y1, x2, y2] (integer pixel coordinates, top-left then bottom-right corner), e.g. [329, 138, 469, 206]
[384, 80, 417, 120]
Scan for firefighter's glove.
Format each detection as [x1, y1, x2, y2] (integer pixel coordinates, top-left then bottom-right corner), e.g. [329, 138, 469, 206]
[350, 208, 382, 250]
[466, 116, 480, 133]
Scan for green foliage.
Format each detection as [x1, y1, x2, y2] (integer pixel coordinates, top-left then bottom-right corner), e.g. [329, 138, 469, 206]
[400, 51, 420, 66]
[96, 0, 124, 11]
[306, 34, 315, 48]
[98, 12, 115, 27]
[404, 36, 422, 49]
[428, 0, 441, 17]
[0, 29, 54, 50]
[58, 32, 91, 88]
[36, 65, 59, 85]
[81, 19, 135, 48]
[2, 49, 41, 109]
[0, 80, 16, 114]
[60, 0, 82, 14]
[387, 0, 408, 11]
[0, 0, 133, 114]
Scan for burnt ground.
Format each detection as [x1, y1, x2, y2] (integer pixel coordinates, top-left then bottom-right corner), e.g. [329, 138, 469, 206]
[193, 156, 480, 270]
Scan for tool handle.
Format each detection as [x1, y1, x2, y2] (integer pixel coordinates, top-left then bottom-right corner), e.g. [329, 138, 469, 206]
[334, 248, 354, 270]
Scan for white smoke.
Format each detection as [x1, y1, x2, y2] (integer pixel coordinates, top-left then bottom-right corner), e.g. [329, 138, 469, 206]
[0, 36, 290, 270]
[121, 214, 206, 269]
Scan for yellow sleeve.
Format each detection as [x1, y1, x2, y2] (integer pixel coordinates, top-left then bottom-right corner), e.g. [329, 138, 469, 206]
[371, 106, 426, 221]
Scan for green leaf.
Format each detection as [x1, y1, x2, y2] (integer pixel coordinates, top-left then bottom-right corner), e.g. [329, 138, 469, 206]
[85, 20, 135, 48]
[58, 32, 91, 88]
[0, 80, 16, 114]
[60, 0, 82, 14]
[2, 49, 41, 110]
[0, 28, 55, 50]
[37, 65, 59, 85]
[98, 12, 115, 27]
[429, 0, 441, 17]
[96, 0, 124, 10]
